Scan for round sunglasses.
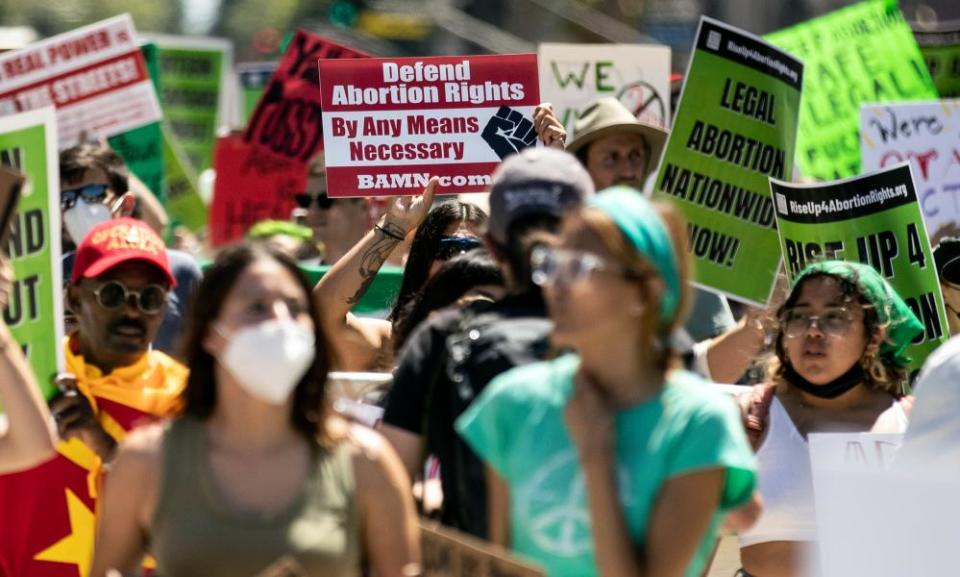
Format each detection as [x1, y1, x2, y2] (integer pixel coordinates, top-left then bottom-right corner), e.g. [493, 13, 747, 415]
[88, 280, 168, 315]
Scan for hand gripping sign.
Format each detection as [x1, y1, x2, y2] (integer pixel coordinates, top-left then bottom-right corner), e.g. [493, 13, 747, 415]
[318, 54, 540, 197]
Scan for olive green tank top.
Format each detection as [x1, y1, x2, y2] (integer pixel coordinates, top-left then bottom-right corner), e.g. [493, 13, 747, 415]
[151, 417, 361, 577]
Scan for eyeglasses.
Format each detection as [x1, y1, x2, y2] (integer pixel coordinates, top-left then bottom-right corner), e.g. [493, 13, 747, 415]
[61, 184, 109, 211]
[531, 246, 640, 287]
[89, 280, 168, 315]
[780, 307, 855, 339]
[437, 236, 482, 261]
[294, 193, 336, 210]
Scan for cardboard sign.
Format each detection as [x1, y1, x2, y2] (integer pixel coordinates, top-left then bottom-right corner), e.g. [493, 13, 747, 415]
[771, 163, 948, 371]
[653, 17, 803, 305]
[319, 54, 540, 197]
[913, 23, 960, 98]
[0, 107, 64, 398]
[209, 133, 303, 245]
[237, 61, 278, 125]
[245, 30, 366, 163]
[0, 15, 162, 148]
[538, 43, 671, 133]
[766, 0, 937, 180]
[0, 166, 24, 250]
[421, 522, 545, 577]
[861, 100, 960, 241]
[150, 34, 233, 172]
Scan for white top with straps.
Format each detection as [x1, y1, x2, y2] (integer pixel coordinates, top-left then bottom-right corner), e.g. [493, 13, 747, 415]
[739, 397, 908, 547]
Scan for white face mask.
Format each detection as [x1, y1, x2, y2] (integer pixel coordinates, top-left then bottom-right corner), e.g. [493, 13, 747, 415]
[217, 319, 316, 405]
[63, 202, 111, 244]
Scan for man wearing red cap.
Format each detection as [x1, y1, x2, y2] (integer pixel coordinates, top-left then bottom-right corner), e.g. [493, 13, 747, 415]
[0, 218, 187, 577]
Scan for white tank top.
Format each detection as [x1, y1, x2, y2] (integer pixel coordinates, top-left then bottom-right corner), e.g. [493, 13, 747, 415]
[739, 397, 908, 547]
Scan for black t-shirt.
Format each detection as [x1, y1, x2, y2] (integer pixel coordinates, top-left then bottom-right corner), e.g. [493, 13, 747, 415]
[382, 291, 550, 537]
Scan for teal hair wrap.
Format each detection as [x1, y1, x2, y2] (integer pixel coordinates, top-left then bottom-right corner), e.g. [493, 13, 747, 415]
[587, 186, 680, 325]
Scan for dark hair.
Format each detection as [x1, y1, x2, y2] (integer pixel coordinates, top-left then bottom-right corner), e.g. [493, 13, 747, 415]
[766, 270, 905, 395]
[490, 213, 563, 295]
[388, 200, 487, 321]
[179, 242, 333, 444]
[59, 144, 129, 194]
[392, 249, 505, 352]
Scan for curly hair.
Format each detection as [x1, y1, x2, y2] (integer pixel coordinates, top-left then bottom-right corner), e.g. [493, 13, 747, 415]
[764, 270, 907, 396]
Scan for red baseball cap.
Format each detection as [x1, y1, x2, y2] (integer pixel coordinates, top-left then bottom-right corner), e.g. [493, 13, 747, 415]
[71, 218, 176, 287]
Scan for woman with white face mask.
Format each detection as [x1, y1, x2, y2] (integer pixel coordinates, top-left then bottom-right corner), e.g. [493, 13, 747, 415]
[91, 243, 420, 577]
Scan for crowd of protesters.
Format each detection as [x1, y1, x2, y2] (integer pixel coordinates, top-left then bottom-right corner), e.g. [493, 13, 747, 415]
[1, 26, 960, 577]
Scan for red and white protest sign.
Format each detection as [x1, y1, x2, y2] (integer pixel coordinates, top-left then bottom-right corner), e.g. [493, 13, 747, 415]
[318, 54, 539, 197]
[0, 14, 161, 148]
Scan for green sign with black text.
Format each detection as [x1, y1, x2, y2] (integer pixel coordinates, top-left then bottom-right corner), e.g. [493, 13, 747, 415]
[0, 108, 64, 399]
[654, 16, 803, 305]
[771, 163, 947, 372]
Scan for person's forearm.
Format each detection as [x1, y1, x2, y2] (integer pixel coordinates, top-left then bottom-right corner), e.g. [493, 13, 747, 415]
[127, 173, 169, 234]
[0, 325, 56, 471]
[313, 222, 405, 326]
[705, 315, 765, 384]
[583, 456, 645, 577]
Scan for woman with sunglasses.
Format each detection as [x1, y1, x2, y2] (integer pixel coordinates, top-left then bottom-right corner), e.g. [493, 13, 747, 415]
[457, 187, 756, 577]
[91, 242, 419, 577]
[736, 261, 922, 577]
[313, 179, 487, 371]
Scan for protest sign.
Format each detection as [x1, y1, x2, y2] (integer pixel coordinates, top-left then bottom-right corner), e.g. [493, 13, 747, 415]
[421, 522, 545, 577]
[771, 163, 948, 371]
[237, 61, 278, 125]
[107, 42, 166, 202]
[0, 15, 162, 148]
[913, 23, 960, 98]
[653, 17, 803, 305]
[245, 30, 366, 162]
[319, 54, 540, 197]
[210, 32, 366, 245]
[150, 34, 233, 172]
[538, 43, 670, 133]
[766, 0, 937, 180]
[861, 100, 960, 241]
[162, 123, 207, 232]
[209, 132, 304, 245]
[0, 107, 63, 399]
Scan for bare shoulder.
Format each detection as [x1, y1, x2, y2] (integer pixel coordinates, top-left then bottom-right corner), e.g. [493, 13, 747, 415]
[106, 422, 166, 476]
[343, 419, 392, 463]
[333, 418, 409, 490]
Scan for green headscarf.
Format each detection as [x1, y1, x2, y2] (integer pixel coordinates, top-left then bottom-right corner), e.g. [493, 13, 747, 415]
[792, 261, 923, 368]
[588, 186, 680, 325]
[247, 220, 313, 241]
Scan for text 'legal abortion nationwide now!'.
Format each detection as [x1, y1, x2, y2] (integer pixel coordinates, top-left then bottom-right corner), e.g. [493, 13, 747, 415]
[318, 54, 540, 197]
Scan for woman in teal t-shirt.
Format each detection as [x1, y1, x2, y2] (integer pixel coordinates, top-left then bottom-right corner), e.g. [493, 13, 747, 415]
[457, 186, 757, 577]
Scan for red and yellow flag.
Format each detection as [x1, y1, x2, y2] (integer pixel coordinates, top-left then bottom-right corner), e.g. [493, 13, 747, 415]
[0, 337, 186, 577]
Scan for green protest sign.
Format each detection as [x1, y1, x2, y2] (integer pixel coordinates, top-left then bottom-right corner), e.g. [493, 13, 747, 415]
[150, 35, 232, 173]
[771, 163, 947, 372]
[237, 61, 278, 126]
[109, 42, 166, 203]
[766, 0, 937, 181]
[162, 123, 208, 232]
[653, 17, 803, 305]
[912, 24, 960, 98]
[0, 108, 63, 399]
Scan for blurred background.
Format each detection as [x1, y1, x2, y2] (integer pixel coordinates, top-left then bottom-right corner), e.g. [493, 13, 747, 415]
[1, 0, 959, 68]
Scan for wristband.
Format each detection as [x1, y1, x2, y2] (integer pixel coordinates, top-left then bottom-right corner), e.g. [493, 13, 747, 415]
[376, 224, 406, 241]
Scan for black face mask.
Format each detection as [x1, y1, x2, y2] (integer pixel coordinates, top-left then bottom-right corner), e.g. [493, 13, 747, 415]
[784, 362, 866, 399]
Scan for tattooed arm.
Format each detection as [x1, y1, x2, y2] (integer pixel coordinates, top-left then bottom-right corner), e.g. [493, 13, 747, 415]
[313, 179, 437, 371]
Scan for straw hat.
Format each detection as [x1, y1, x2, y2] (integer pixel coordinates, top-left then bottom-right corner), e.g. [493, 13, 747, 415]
[566, 97, 669, 177]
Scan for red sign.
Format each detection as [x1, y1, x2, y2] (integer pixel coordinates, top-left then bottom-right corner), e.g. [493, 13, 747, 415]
[209, 134, 303, 246]
[318, 53, 540, 197]
[244, 30, 367, 163]
[211, 31, 367, 246]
